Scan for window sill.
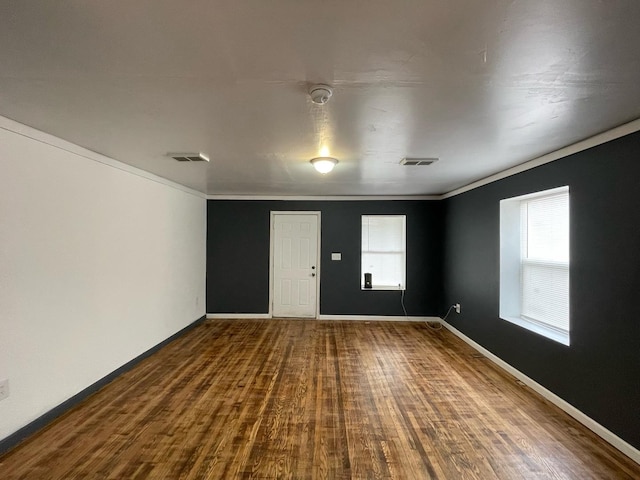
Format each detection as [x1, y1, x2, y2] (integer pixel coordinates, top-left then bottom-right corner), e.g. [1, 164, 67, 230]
[361, 286, 405, 291]
[501, 315, 570, 346]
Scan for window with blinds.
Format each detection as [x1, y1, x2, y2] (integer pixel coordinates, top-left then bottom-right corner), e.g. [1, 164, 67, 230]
[521, 192, 570, 331]
[361, 215, 406, 290]
[499, 186, 570, 345]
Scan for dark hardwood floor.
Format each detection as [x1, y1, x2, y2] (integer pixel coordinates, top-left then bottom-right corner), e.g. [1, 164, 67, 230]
[1, 319, 638, 479]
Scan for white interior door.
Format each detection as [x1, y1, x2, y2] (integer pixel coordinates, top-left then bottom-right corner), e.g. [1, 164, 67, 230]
[271, 213, 319, 318]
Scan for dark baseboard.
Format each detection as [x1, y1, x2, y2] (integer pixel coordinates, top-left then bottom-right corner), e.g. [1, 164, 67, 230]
[0, 315, 206, 457]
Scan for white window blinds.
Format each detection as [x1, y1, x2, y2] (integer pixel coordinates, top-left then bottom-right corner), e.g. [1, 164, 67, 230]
[361, 215, 406, 289]
[520, 192, 569, 332]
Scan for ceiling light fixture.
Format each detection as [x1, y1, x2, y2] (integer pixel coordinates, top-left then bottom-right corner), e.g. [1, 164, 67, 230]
[310, 156, 338, 174]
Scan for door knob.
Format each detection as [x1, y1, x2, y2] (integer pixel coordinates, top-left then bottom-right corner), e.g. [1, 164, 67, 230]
[311, 273, 316, 277]
[311, 266, 316, 269]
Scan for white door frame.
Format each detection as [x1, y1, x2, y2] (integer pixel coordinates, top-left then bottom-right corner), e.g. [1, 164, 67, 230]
[269, 211, 321, 318]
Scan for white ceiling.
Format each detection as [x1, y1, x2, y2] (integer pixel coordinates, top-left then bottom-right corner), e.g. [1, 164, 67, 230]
[1, 1, 639, 196]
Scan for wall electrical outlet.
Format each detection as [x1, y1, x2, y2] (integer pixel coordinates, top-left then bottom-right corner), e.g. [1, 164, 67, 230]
[0, 379, 9, 401]
[454, 303, 461, 314]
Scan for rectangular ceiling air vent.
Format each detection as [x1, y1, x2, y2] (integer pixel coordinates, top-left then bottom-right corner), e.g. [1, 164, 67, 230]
[400, 157, 439, 166]
[168, 152, 210, 162]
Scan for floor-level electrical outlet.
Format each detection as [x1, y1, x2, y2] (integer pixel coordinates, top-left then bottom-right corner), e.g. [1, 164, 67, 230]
[454, 303, 461, 314]
[0, 379, 9, 401]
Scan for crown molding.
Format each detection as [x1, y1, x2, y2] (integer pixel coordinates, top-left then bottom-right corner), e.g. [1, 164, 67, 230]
[206, 194, 440, 201]
[4, 112, 638, 202]
[0, 115, 206, 199]
[442, 118, 640, 199]
[207, 118, 640, 202]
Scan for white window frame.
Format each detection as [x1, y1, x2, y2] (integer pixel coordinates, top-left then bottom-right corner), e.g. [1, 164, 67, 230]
[361, 215, 406, 291]
[499, 186, 570, 346]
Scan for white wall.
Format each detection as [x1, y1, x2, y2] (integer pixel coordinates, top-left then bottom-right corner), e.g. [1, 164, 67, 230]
[0, 119, 206, 441]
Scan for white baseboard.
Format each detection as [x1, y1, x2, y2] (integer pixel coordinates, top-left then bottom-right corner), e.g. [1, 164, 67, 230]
[441, 320, 640, 465]
[206, 313, 270, 319]
[318, 315, 441, 322]
[207, 314, 441, 322]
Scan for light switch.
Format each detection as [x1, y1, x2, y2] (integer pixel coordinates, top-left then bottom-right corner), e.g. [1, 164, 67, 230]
[331, 252, 342, 261]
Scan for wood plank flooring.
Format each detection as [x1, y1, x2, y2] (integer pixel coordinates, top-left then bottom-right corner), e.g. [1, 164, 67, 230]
[1, 319, 638, 479]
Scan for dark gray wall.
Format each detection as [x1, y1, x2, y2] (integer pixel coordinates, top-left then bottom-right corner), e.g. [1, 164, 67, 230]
[207, 200, 444, 316]
[442, 131, 640, 449]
